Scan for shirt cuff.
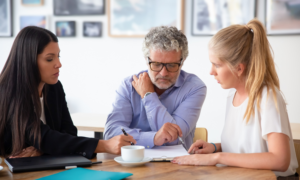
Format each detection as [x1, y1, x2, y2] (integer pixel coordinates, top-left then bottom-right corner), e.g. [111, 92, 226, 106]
[136, 131, 156, 149]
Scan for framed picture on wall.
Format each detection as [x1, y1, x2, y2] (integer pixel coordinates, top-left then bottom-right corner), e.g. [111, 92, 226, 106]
[108, 0, 184, 37]
[21, 0, 43, 6]
[266, 0, 300, 35]
[83, 22, 102, 37]
[55, 21, 76, 37]
[0, 0, 13, 37]
[53, 0, 105, 16]
[20, 15, 48, 30]
[192, 0, 256, 36]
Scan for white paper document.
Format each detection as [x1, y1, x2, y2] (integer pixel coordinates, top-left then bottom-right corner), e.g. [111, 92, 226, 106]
[145, 145, 189, 161]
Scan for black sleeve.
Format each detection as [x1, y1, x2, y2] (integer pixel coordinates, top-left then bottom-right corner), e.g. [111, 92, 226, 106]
[37, 124, 99, 159]
[28, 81, 99, 159]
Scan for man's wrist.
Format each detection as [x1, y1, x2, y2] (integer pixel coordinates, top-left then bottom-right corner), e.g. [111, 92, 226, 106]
[143, 92, 154, 99]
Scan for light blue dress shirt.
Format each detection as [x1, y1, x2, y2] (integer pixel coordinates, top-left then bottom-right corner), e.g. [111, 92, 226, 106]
[104, 70, 207, 149]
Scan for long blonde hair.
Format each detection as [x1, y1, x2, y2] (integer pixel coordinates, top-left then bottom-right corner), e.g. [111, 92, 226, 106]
[209, 19, 280, 123]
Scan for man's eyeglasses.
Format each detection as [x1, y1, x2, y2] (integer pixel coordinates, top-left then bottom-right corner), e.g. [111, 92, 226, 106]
[147, 57, 182, 72]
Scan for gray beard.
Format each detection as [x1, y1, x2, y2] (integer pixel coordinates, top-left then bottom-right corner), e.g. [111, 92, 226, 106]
[150, 75, 175, 90]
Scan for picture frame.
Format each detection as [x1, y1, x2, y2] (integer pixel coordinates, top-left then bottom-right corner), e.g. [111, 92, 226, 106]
[21, 0, 43, 6]
[0, 0, 13, 37]
[20, 15, 48, 30]
[192, 0, 256, 36]
[53, 0, 105, 16]
[266, 0, 300, 35]
[108, 0, 184, 37]
[83, 22, 102, 37]
[55, 21, 76, 37]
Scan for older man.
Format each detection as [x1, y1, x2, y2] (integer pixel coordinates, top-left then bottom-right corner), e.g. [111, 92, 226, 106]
[104, 26, 206, 149]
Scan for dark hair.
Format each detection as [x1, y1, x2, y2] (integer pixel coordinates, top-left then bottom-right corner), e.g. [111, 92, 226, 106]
[0, 26, 58, 157]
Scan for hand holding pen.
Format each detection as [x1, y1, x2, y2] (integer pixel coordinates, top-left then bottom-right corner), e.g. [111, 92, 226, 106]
[153, 122, 183, 146]
[121, 128, 135, 145]
[95, 134, 136, 155]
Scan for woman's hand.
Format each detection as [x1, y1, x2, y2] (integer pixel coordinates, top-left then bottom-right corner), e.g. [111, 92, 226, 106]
[188, 140, 216, 154]
[171, 153, 219, 166]
[96, 134, 137, 155]
[9, 146, 43, 158]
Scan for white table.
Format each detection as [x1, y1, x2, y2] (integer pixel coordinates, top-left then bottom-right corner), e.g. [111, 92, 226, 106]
[291, 123, 300, 140]
[71, 113, 108, 139]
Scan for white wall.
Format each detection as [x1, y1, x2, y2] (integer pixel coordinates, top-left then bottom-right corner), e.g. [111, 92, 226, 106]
[0, 0, 299, 142]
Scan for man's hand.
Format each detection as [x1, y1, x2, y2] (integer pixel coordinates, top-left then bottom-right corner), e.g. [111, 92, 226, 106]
[154, 122, 183, 146]
[132, 72, 155, 98]
[96, 135, 137, 155]
[9, 146, 43, 158]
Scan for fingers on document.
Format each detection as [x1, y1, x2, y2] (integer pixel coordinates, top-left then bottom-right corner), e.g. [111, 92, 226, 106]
[188, 142, 204, 154]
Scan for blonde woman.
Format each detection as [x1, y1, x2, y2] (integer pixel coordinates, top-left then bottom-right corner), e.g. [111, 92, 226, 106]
[172, 19, 298, 178]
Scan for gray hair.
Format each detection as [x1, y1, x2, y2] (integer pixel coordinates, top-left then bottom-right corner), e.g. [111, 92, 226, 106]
[142, 26, 188, 60]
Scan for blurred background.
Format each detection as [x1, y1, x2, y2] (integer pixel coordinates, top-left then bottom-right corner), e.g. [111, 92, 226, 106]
[0, 0, 299, 142]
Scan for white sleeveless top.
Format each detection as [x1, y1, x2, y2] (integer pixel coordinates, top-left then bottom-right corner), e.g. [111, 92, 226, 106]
[221, 87, 298, 177]
[40, 95, 46, 124]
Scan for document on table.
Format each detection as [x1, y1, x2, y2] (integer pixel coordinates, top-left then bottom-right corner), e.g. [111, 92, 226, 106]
[145, 145, 189, 162]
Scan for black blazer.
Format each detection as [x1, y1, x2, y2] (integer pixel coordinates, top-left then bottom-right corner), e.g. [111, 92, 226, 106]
[3, 81, 99, 159]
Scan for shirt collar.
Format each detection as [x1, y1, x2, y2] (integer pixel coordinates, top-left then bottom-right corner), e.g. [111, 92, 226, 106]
[173, 70, 184, 88]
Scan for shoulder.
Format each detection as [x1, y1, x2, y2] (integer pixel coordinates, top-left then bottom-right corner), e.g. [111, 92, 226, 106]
[261, 86, 284, 101]
[180, 70, 206, 89]
[46, 80, 65, 96]
[121, 70, 147, 88]
[47, 80, 63, 90]
[116, 70, 148, 97]
[260, 86, 287, 109]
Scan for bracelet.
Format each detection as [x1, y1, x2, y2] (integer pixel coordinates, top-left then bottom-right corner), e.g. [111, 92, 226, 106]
[211, 142, 217, 153]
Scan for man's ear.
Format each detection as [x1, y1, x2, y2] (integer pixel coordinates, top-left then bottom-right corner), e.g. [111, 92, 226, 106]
[237, 63, 245, 77]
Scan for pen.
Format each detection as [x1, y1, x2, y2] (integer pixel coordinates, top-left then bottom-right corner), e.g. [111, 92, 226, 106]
[178, 136, 187, 150]
[121, 128, 135, 145]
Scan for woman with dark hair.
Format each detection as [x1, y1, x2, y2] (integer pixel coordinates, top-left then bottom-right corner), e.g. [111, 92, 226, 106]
[0, 26, 136, 159]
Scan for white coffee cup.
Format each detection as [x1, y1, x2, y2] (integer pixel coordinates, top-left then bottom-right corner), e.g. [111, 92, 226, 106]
[121, 145, 144, 162]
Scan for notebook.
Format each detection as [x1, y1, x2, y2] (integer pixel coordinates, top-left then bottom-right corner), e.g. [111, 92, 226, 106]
[37, 168, 133, 180]
[145, 145, 189, 161]
[5, 155, 92, 173]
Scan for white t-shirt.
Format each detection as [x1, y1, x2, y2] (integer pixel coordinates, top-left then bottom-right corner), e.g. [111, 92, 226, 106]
[221, 87, 298, 177]
[40, 95, 46, 124]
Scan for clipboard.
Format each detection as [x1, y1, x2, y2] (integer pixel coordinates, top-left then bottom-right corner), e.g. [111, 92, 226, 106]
[151, 156, 174, 162]
[145, 145, 189, 162]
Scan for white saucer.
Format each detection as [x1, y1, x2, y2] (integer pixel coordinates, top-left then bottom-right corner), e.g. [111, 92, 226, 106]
[114, 156, 152, 167]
